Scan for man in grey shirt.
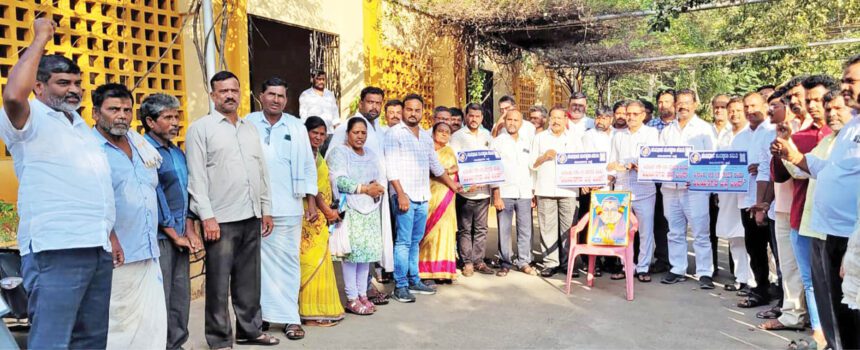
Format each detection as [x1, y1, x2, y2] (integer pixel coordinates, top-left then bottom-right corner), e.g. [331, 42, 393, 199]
[186, 71, 278, 348]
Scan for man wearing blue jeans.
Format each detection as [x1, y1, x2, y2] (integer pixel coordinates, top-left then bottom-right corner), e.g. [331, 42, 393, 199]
[385, 94, 462, 303]
[1, 19, 118, 348]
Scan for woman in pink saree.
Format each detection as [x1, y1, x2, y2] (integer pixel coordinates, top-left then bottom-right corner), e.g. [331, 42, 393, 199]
[418, 122, 459, 282]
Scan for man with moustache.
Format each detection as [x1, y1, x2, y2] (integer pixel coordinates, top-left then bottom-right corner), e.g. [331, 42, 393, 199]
[382, 99, 403, 133]
[776, 88, 850, 348]
[0, 19, 116, 348]
[89, 84, 166, 348]
[715, 96, 753, 293]
[492, 110, 537, 276]
[186, 71, 278, 347]
[709, 94, 731, 274]
[648, 89, 676, 273]
[299, 69, 340, 131]
[736, 92, 778, 310]
[567, 92, 596, 136]
[773, 55, 860, 349]
[529, 105, 548, 133]
[247, 77, 319, 340]
[386, 94, 462, 302]
[141, 93, 202, 349]
[648, 89, 677, 133]
[658, 89, 717, 288]
[756, 76, 814, 327]
[449, 107, 464, 132]
[493, 96, 536, 139]
[532, 107, 585, 277]
[451, 103, 495, 276]
[608, 100, 659, 281]
[768, 75, 838, 335]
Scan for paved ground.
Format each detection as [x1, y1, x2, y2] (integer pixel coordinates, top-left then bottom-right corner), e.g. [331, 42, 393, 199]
[9, 217, 810, 349]
[181, 237, 810, 349]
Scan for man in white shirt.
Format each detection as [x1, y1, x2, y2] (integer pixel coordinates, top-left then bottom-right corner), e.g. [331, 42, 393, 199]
[658, 89, 717, 288]
[738, 92, 778, 309]
[298, 70, 339, 133]
[1, 20, 115, 348]
[247, 77, 318, 340]
[708, 94, 730, 278]
[608, 101, 659, 281]
[531, 107, 584, 277]
[491, 110, 537, 277]
[381, 99, 403, 134]
[583, 106, 615, 153]
[492, 95, 536, 140]
[773, 55, 860, 349]
[450, 103, 495, 276]
[567, 92, 596, 136]
[528, 105, 548, 133]
[714, 97, 753, 293]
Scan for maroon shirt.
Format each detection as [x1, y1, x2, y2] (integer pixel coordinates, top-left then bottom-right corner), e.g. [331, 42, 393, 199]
[773, 122, 832, 229]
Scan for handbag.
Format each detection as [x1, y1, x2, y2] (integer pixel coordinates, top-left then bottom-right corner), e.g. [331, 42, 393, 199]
[329, 194, 351, 257]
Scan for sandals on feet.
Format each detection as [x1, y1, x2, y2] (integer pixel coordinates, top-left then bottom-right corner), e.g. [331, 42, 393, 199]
[724, 283, 739, 292]
[284, 324, 305, 340]
[758, 319, 792, 331]
[610, 272, 625, 280]
[236, 333, 280, 346]
[738, 295, 768, 308]
[303, 319, 340, 327]
[756, 306, 782, 319]
[635, 272, 651, 282]
[346, 299, 374, 315]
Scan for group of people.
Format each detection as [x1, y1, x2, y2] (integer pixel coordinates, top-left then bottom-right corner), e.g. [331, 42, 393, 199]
[2, 19, 860, 350]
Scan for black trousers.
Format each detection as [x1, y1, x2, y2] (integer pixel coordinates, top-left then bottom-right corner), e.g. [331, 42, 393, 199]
[709, 194, 720, 273]
[204, 217, 263, 348]
[456, 196, 490, 265]
[814, 235, 860, 350]
[159, 239, 191, 350]
[652, 184, 670, 268]
[741, 209, 771, 300]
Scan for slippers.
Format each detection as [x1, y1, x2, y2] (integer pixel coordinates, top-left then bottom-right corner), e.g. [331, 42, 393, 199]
[610, 272, 625, 280]
[635, 272, 651, 282]
[236, 333, 280, 346]
[756, 306, 782, 319]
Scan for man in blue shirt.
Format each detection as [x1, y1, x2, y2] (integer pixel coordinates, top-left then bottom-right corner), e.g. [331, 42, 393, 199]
[91, 83, 166, 348]
[141, 93, 202, 349]
[0, 19, 116, 348]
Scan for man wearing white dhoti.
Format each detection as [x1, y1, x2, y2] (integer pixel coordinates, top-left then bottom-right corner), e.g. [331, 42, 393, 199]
[715, 97, 754, 293]
[90, 83, 166, 349]
[248, 77, 318, 340]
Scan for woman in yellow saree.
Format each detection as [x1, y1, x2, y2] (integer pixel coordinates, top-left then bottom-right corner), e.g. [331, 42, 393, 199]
[419, 122, 459, 282]
[299, 117, 345, 326]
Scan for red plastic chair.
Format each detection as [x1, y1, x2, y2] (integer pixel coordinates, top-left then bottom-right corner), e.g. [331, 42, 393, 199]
[564, 212, 639, 301]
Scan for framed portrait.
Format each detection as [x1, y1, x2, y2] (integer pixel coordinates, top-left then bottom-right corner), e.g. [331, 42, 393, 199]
[586, 191, 632, 246]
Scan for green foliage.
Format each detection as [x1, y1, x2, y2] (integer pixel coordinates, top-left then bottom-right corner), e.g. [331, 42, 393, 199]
[0, 202, 17, 244]
[602, 0, 860, 120]
[467, 69, 487, 103]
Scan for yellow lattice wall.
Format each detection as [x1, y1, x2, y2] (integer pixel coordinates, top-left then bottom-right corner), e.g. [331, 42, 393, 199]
[367, 46, 435, 128]
[514, 75, 536, 114]
[550, 72, 570, 108]
[0, 0, 187, 152]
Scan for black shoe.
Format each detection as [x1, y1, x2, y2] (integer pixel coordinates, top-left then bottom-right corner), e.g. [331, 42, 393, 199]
[698, 276, 715, 289]
[540, 267, 558, 277]
[408, 282, 437, 295]
[485, 258, 502, 269]
[661, 272, 687, 284]
[392, 287, 416, 303]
